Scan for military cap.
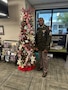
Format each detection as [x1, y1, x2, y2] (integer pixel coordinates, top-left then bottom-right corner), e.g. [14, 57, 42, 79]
[37, 18, 44, 22]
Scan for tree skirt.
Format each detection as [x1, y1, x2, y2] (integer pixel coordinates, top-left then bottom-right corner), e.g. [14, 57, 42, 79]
[18, 65, 35, 71]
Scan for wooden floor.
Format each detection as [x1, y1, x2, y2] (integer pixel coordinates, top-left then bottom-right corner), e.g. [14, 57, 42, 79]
[0, 58, 68, 90]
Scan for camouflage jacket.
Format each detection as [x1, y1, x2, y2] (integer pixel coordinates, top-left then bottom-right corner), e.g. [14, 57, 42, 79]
[35, 25, 51, 51]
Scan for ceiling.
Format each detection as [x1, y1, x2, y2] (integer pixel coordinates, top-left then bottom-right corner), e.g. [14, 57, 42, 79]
[8, 0, 68, 9]
[27, 0, 68, 9]
[27, 0, 67, 5]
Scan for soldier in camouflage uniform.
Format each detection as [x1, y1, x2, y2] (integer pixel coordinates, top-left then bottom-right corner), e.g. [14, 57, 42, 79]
[35, 18, 51, 77]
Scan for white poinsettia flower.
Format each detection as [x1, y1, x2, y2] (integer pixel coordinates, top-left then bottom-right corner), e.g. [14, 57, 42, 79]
[23, 50, 26, 53]
[17, 59, 22, 65]
[19, 45, 22, 50]
[29, 35, 35, 43]
[24, 26, 28, 29]
[30, 56, 36, 64]
[25, 40, 29, 43]
[26, 35, 29, 39]
[22, 41, 25, 44]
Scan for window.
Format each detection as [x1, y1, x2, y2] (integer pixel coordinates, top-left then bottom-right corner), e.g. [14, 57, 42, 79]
[59, 25, 64, 28]
[53, 25, 57, 30]
[36, 8, 68, 35]
[35, 10, 52, 32]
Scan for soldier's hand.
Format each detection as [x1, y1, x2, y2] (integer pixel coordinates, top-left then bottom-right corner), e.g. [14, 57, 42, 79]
[43, 49, 48, 53]
[35, 48, 38, 51]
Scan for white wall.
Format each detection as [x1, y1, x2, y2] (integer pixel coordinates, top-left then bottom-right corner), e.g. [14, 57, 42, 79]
[0, 0, 35, 41]
[0, 0, 26, 41]
[0, 5, 19, 40]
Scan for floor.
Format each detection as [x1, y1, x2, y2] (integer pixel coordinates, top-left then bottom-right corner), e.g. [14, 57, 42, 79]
[0, 58, 68, 90]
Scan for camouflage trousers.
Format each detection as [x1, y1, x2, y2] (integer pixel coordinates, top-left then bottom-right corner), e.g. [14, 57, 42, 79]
[38, 51, 48, 73]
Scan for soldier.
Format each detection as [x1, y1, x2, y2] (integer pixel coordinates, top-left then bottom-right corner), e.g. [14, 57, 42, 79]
[35, 18, 51, 77]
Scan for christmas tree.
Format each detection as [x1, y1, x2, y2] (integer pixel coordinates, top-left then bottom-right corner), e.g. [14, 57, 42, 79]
[17, 8, 36, 71]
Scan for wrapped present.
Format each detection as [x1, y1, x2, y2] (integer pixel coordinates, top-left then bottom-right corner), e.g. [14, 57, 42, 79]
[34, 51, 40, 61]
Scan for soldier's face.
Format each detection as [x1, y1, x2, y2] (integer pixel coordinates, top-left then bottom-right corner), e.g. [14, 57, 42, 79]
[38, 19, 44, 26]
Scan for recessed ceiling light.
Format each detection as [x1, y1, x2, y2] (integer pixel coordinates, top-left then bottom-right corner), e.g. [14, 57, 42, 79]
[1, 0, 8, 4]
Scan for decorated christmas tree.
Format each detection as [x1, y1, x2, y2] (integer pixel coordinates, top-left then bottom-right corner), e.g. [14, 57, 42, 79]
[17, 8, 36, 71]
